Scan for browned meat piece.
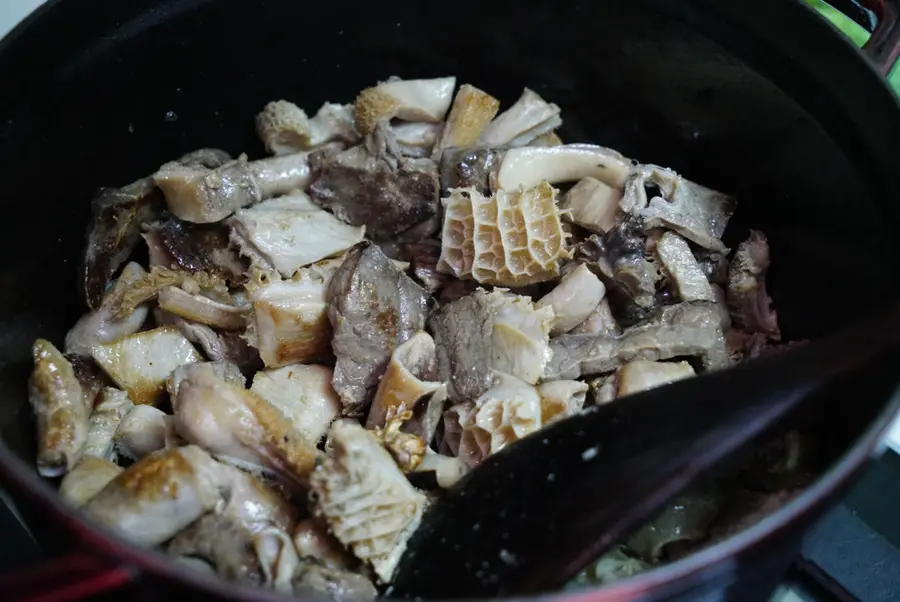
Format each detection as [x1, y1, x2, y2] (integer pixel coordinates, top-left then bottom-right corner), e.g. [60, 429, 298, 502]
[307, 122, 440, 240]
[438, 147, 506, 196]
[83, 446, 225, 546]
[29, 340, 90, 477]
[173, 365, 318, 484]
[727, 230, 781, 340]
[66, 353, 108, 407]
[292, 558, 378, 602]
[113, 404, 170, 460]
[544, 302, 726, 380]
[250, 364, 341, 448]
[59, 457, 123, 507]
[149, 218, 247, 284]
[167, 514, 262, 585]
[167, 361, 247, 401]
[429, 295, 488, 401]
[80, 178, 164, 310]
[577, 215, 658, 324]
[326, 242, 431, 416]
[80, 149, 233, 309]
[438, 279, 479, 304]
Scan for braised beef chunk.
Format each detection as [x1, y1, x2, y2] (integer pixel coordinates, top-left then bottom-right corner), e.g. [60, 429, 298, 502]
[428, 293, 495, 402]
[326, 242, 431, 416]
[727, 230, 781, 340]
[430, 289, 553, 403]
[308, 121, 440, 240]
[152, 218, 247, 284]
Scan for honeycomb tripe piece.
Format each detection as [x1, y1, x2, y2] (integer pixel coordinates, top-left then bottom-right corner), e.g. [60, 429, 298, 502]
[437, 180, 571, 286]
[310, 421, 427, 583]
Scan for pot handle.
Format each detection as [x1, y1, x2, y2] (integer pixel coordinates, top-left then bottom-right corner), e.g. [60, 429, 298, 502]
[832, 0, 900, 74]
[0, 553, 133, 602]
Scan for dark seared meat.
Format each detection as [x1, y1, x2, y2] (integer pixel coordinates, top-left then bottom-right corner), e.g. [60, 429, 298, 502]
[428, 293, 495, 403]
[81, 178, 165, 310]
[66, 353, 108, 407]
[80, 148, 234, 309]
[438, 147, 506, 196]
[727, 230, 781, 340]
[326, 242, 431, 416]
[308, 122, 440, 240]
[151, 218, 248, 284]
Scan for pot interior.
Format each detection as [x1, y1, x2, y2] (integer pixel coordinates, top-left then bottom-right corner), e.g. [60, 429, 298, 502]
[0, 0, 899, 592]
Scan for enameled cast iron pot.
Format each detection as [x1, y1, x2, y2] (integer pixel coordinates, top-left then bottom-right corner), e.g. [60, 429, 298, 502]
[1, 0, 900, 600]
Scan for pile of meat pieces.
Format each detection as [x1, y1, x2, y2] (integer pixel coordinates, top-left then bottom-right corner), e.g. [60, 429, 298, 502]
[31, 75, 785, 599]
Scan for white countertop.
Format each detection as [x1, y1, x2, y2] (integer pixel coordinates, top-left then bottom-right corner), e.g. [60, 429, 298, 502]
[3, 0, 900, 454]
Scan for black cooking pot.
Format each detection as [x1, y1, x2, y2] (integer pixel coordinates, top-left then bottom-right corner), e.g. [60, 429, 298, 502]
[1, 0, 900, 600]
